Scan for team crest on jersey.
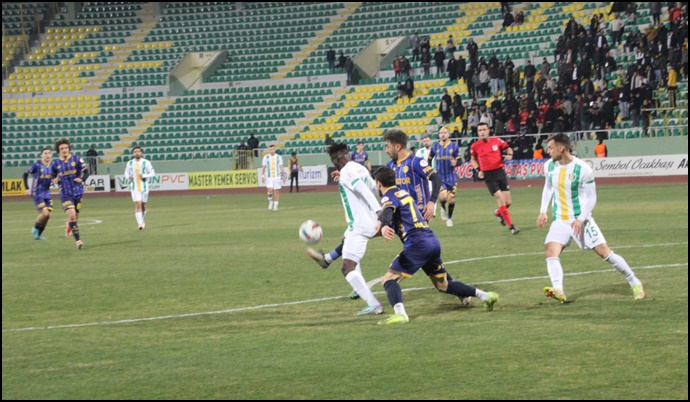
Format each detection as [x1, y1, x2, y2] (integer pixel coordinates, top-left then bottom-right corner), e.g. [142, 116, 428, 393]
[403, 166, 409, 174]
[492, 145, 499, 151]
[568, 173, 576, 181]
[71, 161, 76, 167]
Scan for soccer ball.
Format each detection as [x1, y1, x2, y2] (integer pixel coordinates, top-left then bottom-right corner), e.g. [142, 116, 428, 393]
[299, 220, 323, 244]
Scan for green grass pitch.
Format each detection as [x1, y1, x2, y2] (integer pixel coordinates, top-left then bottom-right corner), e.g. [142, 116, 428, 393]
[2, 182, 688, 399]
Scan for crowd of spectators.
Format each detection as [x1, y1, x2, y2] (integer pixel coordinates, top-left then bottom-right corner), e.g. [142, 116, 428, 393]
[425, 1, 688, 154]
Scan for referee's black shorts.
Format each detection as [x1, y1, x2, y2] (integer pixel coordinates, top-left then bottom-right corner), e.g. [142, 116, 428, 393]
[483, 168, 510, 196]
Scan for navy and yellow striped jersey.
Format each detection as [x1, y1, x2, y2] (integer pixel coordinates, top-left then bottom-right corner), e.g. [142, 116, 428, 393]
[381, 187, 431, 243]
[51, 154, 85, 197]
[26, 161, 53, 196]
[351, 150, 369, 167]
[385, 153, 434, 214]
[429, 141, 460, 183]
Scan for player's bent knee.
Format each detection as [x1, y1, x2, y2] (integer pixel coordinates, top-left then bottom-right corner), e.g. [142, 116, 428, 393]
[340, 260, 357, 276]
[381, 271, 401, 284]
[430, 274, 449, 292]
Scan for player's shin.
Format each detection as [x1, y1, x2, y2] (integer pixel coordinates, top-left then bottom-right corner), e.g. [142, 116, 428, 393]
[605, 251, 640, 286]
[345, 270, 379, 307]
[546, 257, 563, 290]
[383, 280, 406, 315]
[498, 205, 513, 226]
[70, 222, 80, 241]
[445, 280, 477, 299]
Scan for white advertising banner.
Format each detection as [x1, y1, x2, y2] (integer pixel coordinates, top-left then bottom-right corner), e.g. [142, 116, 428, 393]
[83, 175, 112, 192]
[583, 155, 688, 178]
[114, 173, 189, 192]
[44, 174, 111, 193]
[256, 165, 328, 187]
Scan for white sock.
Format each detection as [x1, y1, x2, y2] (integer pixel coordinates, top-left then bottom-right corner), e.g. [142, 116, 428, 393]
[345, 270, 379, 307]
[143, 209, 147, 218]
[605, 251, 640, 286]
[393, 302, 407, 316]
[273, 201, 279, 210]
[474, 289, 489, 302]
[268, 201, 274, 209]
[325, 254, 334, 264]
[546, 257, 564, 291]
[135, 212, 143, 225]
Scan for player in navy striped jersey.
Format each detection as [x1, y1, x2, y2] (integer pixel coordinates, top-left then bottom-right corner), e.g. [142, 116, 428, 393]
[373, 167, 499, 325]
[23, 147, 54, 240]
[51, 138, 89, 249]
[308, 130, 442, 297]
[351, 141, 371, 171]
[428, 126, 460, 227]
[308, 130, 441, 290]
[384, 129, 441, 221]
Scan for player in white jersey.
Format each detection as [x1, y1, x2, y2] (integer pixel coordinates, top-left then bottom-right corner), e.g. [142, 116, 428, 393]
[124, 146, 156, 230]
[261, 144, 286, 211]
[415, 134, 438, 217]
[536, 134, 645, 302]
[319, 142, 384, 316]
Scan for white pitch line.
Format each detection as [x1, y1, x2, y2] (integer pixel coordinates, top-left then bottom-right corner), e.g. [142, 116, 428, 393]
[444, 242, 688, 264]
[2, 244, 688, 333]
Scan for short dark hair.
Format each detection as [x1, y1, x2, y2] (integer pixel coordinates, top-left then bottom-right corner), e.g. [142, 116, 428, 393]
[373, 167, 396, 188]
[327, 142, 348, 159]
[357, 141, 364, 145]
[383, 129, 408, 148]
[291, 152, 296, 156]
[478, 122, 490, 129]
[132, 146, 142, 153]
[53, 137, 71, 153]
[548, 133, 571, 149]
[40, 147, 51, 155]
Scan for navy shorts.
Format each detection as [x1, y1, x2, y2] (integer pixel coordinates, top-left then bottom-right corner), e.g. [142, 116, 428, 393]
[388, 231, 447, 279]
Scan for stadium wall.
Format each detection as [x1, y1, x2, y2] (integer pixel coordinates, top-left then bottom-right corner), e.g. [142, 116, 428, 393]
[2, 136, 688, 179]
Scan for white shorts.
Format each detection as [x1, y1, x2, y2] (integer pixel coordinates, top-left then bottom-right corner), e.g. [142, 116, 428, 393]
[265, 177, 282, 190]
[342, 225, 377, 263]
[131, 191, 149, 203]
[545, 218, 607, 250]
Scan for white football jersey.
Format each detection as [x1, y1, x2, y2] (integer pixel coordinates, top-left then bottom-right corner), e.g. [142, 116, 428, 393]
[415, 146, 436, 169]
[124, 158, 155, 192]
[338, 161, 381, 230]
[543, 157, 595, 222]
[262, 153, 284, 178]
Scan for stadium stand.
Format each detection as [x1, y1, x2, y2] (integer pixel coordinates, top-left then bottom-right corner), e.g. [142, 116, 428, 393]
[2, 2, 688, 168]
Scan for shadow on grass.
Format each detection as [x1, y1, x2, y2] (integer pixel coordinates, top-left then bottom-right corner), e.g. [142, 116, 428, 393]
[81, 239, 141, 249]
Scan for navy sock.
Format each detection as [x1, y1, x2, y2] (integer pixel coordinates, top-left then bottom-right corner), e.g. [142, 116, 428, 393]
[328, 243, 344, 262]
[383, 280, 403, 307]
[441, 201, 446, 210]
[36, 222, 46, 235]
[446, 280, 476, 298]
[70, 222, 80, 241]
[448, 203, 455, 219]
